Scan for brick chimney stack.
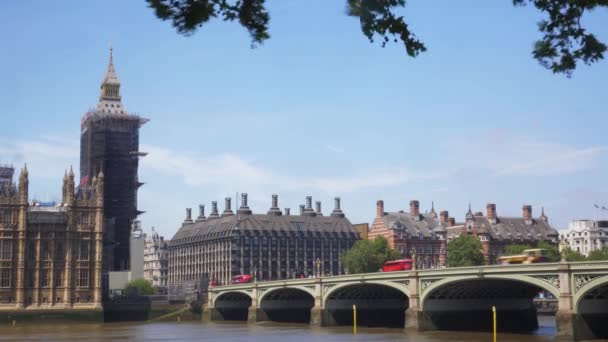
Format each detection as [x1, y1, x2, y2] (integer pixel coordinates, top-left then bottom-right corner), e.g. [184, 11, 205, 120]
[222, 197, 234, 216]
[285, 208, 290, 216]
[523, 205, 533, 225]
[238, 193, 252, 215]
[331, 197, 345, 218]
[376, 200, 385, 217]
[195, 204, 206, 222]
[410, 200, 420, 221]
[448, 217, 456, 227]
[487, 203, 497, 224]
[209, 201, 220, 219]
[184, 208, 193, 224]
[267, 194, 282, 216]
[300, 204, 305, 216]
[315, 201, 322, 216]
[440, 210, 449, 224]
[303, 196, 316, 216]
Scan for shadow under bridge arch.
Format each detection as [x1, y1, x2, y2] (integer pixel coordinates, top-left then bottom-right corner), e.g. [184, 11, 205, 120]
[422, 277, 553, 333]
[574, 275, 608, 340]
[212, 291, 253, 321]
[323, 283, 409, 328]
[257, 287, 315, 324]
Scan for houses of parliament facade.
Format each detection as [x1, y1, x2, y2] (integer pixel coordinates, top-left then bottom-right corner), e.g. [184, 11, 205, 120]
[0, 47, 143, 317]
[0, 166, 104, 313]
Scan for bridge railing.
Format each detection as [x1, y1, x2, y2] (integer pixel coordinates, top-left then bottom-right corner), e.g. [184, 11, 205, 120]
[210, 260, 608, 290]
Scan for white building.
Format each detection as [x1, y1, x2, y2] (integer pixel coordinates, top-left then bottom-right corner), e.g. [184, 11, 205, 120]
[108, 220, 145, 297]
[559, 220, 608, 256]
[143, 227, 169, 291]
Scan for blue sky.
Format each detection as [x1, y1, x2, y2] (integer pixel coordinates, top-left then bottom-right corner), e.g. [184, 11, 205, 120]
[1, 1, 607, 238]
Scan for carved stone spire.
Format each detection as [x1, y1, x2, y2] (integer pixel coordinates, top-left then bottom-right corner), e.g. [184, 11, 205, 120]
[97, 46, 126, 114]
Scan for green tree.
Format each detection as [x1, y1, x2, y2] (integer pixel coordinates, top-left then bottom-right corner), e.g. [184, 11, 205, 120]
[341, 236, 400, 274]
[125, 278, 155, 296]
[587, 246, 608, 261]
[504, 244, 533, 255]
[537, 241, 561, 262]
[447, 235, 484, 267]
[146, 0, 607, 76]
[563, 248, 586, 262]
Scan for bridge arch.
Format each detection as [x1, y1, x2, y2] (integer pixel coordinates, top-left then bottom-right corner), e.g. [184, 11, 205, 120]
[420, 274, 560, 306]
[258, 285, 315, 306]
[258, 287, 316, 324]
[211, 290, 254, 321]
[322, 281, 409, 328]
[211, 289, 253, 308]
[573, 274, 608, 313]
[572, 274, 608, 340]
[420, 275, 559, 333]
[322, 280, 410, 304]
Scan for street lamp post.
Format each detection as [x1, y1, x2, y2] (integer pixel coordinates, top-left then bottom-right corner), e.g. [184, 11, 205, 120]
[252, 266, 258, 283]
[411, 249, 417, 270]
[316, 258, 321, 278]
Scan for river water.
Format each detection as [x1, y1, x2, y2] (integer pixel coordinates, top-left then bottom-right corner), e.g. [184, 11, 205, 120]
[0, 316, 556, 342]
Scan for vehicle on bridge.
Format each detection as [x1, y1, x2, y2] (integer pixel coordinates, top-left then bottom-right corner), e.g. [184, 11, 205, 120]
[497, 248, 548, 264]
[381, 259, 414, 272]
[231, 275, 253, 284]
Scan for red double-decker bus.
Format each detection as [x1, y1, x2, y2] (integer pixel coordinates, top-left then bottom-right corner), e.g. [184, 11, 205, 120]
[231, 275, 253, 284]
[381, 259, 414, 272]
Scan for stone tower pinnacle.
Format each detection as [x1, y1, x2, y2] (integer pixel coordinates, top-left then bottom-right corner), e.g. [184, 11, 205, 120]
[97, 46, 126, 115]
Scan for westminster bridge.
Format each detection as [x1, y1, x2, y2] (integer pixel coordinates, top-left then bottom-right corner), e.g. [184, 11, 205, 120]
[204, 261, 608, 341]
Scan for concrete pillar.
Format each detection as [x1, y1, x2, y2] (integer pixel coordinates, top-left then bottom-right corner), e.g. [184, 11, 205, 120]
[247, 306, 257, 323]
[310, 307, 322, 326]
[201, 306, 212, 323]
[311, 281, 323, 326]
[405, 271, 427, 331]
[555, 263, 575, 341]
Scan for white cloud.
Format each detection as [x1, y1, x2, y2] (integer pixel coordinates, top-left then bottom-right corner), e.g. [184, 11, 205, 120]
[446, 131, 607, 177]
[325, 144, 345, 154]
[141, 144, 421, 194]
[0, 135, 78, 179]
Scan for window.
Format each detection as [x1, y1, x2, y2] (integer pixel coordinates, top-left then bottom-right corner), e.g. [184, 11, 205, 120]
[54, 270, 63, 287]
[0, 240, 11, 260]
[42, 270, 50, 287]
[78, 270, 89, 287]
[55, 242, 63, 260]
[42, 241, 51, 260]
[79, 240, 89, 261]
[0, 269, 10, 288]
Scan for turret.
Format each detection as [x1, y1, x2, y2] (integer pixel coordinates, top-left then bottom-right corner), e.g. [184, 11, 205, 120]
[18, 164, 29, 204]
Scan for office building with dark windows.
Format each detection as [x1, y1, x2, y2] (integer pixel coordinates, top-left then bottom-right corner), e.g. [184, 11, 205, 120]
[167, 194, 360, 295]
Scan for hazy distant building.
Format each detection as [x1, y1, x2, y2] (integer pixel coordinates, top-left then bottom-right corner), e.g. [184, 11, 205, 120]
[143, 227, 169, 291]
[560, 219, 608, 256]
[369, 200, 449, 268]
[0, 166, 13, 190]
[0, 165, 103, 311]
[79, 48, 148, 272]
[447, 204, 559, 264]
[168, 194, 359, 295]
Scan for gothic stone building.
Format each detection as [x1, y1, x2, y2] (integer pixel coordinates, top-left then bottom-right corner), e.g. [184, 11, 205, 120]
[0, 166, 104, 312]
[369, 200, 451, 268]
[168, 194, 360, 289]
[447, 203, 559, 264]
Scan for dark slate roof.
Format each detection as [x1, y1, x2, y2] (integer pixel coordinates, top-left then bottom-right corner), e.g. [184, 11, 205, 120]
[379, 212, 446, 237]
[170, 213, 358, 247]
[448, 216, 558, 240]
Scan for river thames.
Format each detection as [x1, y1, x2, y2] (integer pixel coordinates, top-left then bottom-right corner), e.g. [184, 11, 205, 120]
[0, 316, 558, 342]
